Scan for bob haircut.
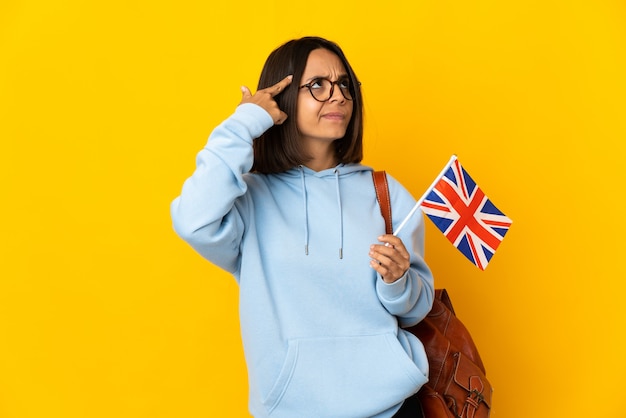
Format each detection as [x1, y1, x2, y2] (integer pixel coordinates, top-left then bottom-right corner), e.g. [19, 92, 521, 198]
[251, 37, 364, 174]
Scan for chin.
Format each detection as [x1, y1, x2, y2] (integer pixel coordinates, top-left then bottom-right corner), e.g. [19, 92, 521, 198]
[328, 129, 348, 140]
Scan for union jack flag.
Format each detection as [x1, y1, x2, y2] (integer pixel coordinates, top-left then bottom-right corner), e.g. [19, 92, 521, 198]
[420, 156, 512, 270]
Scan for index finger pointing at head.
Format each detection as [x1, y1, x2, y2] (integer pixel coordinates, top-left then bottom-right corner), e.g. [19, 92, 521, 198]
[270, 75, 293, 97]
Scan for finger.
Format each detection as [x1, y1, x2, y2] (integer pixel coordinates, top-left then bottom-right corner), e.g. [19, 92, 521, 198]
[372, 243, 404, 261]
[378, 234, 403, 248]
[378, 235, 409, 256]
[370, 258, 399, 283]
[269, 75, 293, 97]
[370, 259, 387, 275]
[274, 110, 289, 125]
[240, 85, 252, 99]
[369, 246, 393, 266]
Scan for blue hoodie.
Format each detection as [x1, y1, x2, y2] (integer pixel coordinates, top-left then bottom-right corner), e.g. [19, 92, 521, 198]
[171, 103, 435, 417]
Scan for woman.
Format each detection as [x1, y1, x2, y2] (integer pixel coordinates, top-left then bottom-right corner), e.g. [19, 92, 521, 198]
[171, 36, 433, 417]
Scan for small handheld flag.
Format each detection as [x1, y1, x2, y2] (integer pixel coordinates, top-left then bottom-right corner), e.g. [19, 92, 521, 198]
[395, 155, 512, 270]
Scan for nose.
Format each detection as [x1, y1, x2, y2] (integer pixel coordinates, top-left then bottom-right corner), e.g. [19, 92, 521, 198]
[328, 83, 346, 103]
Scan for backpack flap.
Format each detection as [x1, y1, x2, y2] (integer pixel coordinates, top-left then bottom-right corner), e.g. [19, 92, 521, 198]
[452, 352, 492, 410]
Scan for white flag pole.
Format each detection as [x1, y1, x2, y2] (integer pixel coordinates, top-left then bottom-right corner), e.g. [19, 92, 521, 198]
[393, 154, 458, 236]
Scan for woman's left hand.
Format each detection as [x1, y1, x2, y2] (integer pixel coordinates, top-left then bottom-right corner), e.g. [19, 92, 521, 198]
[369, 235, 411, 283]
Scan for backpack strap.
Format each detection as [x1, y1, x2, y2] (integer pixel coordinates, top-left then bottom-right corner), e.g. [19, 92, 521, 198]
[372, 171, 393, 235]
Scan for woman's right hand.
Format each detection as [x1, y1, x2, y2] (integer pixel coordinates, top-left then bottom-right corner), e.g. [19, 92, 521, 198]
[240, 75, 292, 125]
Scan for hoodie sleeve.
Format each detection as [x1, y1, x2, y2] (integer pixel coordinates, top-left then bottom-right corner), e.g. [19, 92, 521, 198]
[170, 103, 274, 273]
[375, 175, 435, 328]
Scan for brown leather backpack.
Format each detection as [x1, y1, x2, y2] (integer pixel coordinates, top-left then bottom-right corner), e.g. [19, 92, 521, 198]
[373, 171, 493, 418]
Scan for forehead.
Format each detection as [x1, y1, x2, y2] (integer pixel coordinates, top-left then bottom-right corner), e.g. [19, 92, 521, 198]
[302, 48, 347, 78]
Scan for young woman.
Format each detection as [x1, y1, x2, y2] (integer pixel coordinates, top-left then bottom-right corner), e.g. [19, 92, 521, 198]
[171, 36, 433, 418]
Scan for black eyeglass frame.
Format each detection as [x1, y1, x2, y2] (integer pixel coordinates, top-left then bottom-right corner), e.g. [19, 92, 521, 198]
[298, 77, 359, 102]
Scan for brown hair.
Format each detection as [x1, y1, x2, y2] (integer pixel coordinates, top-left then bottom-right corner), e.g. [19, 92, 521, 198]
[251, 37, 364, 173]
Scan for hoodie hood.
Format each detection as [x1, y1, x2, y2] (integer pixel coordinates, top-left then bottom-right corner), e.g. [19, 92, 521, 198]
[282, 162, 373, 179]
[281, 163, 374, 259]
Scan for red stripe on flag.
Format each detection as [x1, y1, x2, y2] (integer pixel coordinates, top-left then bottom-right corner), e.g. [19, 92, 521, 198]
[420, 201, 451, 212]
[453, 160, 469, 200]
[483, 219, 512, 228]
[466, 233, 485, 270]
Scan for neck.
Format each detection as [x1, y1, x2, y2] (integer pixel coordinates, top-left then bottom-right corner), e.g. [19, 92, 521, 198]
[305, 156, 338, 172]
[302, 142, 338, 172]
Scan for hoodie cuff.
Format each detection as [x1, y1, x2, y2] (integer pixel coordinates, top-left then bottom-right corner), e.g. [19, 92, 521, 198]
[233, 103, 275, 140]
[376, 271, 409, 301]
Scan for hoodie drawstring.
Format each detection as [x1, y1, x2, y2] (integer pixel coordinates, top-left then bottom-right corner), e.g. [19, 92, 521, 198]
[299, 167, 309, 256]
[298, 166, 344, 259]
[335, 168, 344, 259]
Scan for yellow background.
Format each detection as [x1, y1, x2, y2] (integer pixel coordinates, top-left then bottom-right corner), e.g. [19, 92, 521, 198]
[2, 0, 625, 417]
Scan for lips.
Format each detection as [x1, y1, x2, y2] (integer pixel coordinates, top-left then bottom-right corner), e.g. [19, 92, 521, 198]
[322, 112, 345, 120]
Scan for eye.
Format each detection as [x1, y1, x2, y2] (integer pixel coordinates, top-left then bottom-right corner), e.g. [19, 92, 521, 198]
[339, 78, 351, 89]
[309, 78, 326, 89]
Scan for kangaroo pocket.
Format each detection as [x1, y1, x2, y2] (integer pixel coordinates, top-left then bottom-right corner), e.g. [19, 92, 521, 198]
[263, 333, 428, 418]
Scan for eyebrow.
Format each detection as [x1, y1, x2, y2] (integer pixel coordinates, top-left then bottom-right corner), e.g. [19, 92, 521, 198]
[303, 73, 350, 83]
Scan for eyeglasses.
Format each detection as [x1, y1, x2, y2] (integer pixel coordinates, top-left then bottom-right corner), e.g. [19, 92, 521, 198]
[299, 77, 356, 102]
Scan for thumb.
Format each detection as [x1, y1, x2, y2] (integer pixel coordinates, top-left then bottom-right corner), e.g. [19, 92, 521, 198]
[240, 85, 252, 99]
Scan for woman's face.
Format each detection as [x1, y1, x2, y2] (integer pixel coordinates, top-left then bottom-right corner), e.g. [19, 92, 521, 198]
[296, 48, 354, 147]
